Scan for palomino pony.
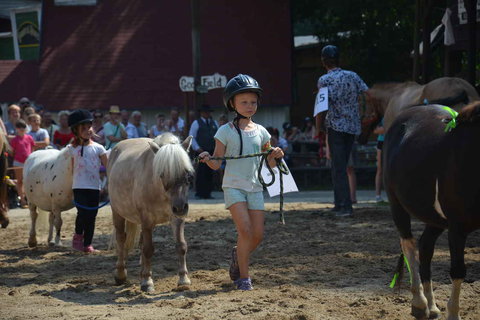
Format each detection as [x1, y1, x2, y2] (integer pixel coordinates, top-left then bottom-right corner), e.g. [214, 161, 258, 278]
[384, 101, 480, 320]
[23, 148, 73, 247]
[108, 133, 194, 292]
[0, 131, 9, 228]
[359, 77, 479, 143]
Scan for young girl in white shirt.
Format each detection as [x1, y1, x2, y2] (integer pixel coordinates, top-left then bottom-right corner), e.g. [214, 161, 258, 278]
[68, 109, 108, 253]
[199, 74, 284, 290]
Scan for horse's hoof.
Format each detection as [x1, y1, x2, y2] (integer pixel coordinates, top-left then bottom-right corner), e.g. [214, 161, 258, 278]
[177, 276, 191, 287]
[174, 284, 190, 292]
[28, 239, 37, 248]
[140, 283, 155, 293]
[412, 306, 429, 319]
[1, 219, 9, 228]
[429, 311, 441, 319]
[48, 241, 55, 247]
[114, 276, 127, 286]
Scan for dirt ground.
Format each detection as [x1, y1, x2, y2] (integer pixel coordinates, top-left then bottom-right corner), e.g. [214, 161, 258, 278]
[1, 202, 480, 320]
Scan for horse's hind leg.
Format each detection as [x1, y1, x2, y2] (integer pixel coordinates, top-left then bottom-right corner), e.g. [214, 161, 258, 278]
[28, 204, 38, 247]
[389, 194, 429, 319]
[446, 230, 467, 320]
[171, 216, 191, 288]
[419, 225, 444, 319]
[113, 211, 128, 285]
[140, 225, 154, 293]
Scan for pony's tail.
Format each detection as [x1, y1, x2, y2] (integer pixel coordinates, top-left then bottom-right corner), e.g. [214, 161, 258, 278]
[124, 221, 140, 253]
[389, 253, 405, 289]
[108, 221, 141, 253]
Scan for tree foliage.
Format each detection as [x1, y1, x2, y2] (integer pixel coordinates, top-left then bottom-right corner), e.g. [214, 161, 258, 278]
[292, 0, 417, 84]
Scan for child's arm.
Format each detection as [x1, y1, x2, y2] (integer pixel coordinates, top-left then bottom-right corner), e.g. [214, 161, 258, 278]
[100, 153, 108, 171]
[199, 139, 225, 170]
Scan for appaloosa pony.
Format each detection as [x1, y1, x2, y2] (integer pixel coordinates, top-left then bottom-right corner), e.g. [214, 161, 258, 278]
[23, 148, 73, 247]
[0, 131, 9, 228]
[384, 101, 480, 320]
[108, 133, 194, 292]
[358, 77, 479, 143]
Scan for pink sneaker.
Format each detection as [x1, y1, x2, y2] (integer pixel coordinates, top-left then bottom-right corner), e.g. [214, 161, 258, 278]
[72, 234, 84, 251]
[83, 245, 97, 253]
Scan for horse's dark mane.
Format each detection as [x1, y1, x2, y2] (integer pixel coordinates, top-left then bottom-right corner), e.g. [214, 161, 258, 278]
[457, 101, 480, 124]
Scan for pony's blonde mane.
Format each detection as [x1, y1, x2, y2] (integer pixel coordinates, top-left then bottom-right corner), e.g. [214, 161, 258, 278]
[152, 133, 194, 187]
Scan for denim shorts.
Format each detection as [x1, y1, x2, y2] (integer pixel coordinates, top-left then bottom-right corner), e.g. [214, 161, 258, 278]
[223, 187, 265, 210]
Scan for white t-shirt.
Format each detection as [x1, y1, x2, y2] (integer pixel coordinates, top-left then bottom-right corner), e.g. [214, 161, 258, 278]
[68, 142, 107, 190]
[214, 123, 271, 192]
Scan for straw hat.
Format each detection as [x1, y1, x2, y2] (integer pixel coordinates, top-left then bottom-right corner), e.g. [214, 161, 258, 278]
[109, 105, 120, 114]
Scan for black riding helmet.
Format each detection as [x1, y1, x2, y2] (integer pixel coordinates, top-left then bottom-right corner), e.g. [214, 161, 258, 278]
[68, 109, 93, 157]
[223, 74, 263, 112]
[321, 45, 339, 59]
[68, 109, 93, 128]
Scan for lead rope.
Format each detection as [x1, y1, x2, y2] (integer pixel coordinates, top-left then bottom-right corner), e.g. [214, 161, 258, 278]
[195, 150, 289, 224]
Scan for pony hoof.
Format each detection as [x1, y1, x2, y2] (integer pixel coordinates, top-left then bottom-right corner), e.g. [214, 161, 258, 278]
[28, 239, 37, 248]
[412, 306, 429, 319]
[48, 241, 55, 247]
[1, 219, 9, 228]
[114, 276, 127, 286]
[177, 277, 191, 287]
[429, 311, 441, 319]
[140, 283, 155, 293]
[174, 284, 190, 292]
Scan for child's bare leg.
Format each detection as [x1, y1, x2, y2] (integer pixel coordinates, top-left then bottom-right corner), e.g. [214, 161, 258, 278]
[229, 202, 253, 279]
[15, 168, 25, 202]
[247, 210, 264, 252]
[375, 149, 382, 197]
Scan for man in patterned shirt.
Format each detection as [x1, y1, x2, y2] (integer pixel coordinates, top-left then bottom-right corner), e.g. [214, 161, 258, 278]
[315, 45, 368, 217]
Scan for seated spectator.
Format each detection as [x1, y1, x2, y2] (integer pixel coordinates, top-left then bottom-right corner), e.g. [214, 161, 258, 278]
[149, 113, 168, 138]
[42, 112, 59, 145]
[53, 110, 74, 149]
[301, 117, 316, 141]
[92, 110, 106, 145]
[28, 113, 50, 150]
[22, 106, 35, 131]
[167, 108, 185, 138]
[127, 111, 148, 138]
[5, 104, 21, 139]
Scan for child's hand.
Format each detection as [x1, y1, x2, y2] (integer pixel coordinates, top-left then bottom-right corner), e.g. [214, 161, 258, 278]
[269, 147, 284, 160]
[198, 151, 211, 163]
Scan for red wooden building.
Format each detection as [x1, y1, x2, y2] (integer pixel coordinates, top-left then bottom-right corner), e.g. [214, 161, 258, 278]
[0, 0, 292, 117]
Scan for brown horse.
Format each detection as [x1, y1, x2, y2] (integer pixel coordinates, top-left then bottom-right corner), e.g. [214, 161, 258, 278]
[108, 133, 194, 292]
[384, 101, 480, 319]
[358, 77, 479, 143]
[0, 131, 9, 228]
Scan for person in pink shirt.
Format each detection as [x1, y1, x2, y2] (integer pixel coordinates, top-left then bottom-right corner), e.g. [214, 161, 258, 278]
[10, 119, 35, 207]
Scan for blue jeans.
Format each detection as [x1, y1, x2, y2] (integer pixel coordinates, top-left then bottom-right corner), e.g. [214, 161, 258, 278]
[328, 128, 355, 210]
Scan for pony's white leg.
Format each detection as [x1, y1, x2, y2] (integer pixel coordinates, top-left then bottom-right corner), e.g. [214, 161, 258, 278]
[113, 211, 128, 285]
[52, 209, 63, 246]
[47, 211, 54, 245]
[171, 216, 191, 288]
[28, 204, 38, 247]
[400, 238, 429, 319]
[140, 226, 154, 293]
[423, 281, 441, 318]
[446, 279, 463, 320]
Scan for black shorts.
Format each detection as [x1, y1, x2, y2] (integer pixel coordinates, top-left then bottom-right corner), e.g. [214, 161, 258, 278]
[376, 141, 383, 150]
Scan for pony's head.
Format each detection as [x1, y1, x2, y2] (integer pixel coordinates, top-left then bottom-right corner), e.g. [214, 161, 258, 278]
[152, 133, 194, 218]
[358, 89, 383, 144]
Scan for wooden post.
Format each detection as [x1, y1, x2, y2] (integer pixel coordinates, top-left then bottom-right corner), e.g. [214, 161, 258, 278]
[421, 0, 434, 84]
[191, 0, 202, 108]
[464, 0, 477, 86]
[413, 0, 421, 81]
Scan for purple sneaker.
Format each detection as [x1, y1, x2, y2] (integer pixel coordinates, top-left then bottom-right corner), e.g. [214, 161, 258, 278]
[235, 278, 253, 291]
[229, 246, 240, 281]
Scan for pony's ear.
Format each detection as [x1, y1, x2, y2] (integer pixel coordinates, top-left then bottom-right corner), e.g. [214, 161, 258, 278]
[182, 136, 193, 151]
[148, 141, 160, 153]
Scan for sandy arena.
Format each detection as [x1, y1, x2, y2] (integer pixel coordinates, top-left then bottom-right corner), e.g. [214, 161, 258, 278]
[1, 197, 479, 320]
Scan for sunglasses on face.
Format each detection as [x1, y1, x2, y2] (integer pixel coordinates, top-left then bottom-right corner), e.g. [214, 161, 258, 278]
[94, 115, 102, 118]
